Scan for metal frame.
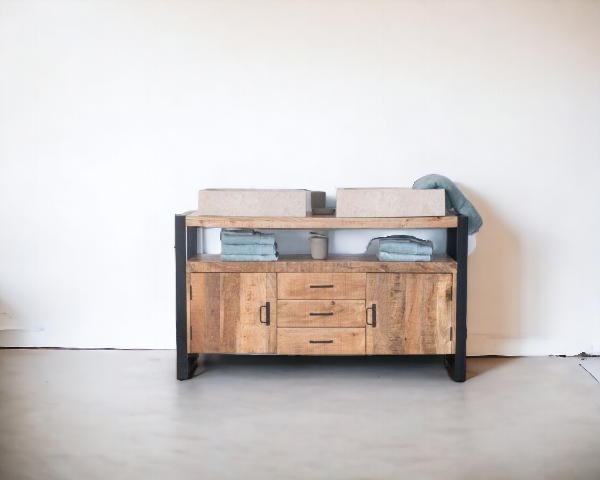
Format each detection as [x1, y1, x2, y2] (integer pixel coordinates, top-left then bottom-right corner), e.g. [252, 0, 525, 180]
[445, 214, 468, 382]
[175, 214, 199, 380]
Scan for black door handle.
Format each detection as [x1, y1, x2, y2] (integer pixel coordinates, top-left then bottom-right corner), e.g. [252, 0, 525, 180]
[259, 302, 271, 326]
[366, 304, 376, 327]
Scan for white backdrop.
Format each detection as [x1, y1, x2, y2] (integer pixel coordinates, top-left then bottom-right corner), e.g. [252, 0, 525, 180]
[1, 0, 599, 354]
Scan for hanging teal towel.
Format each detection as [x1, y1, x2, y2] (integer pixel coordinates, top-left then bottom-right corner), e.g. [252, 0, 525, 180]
[413, 174, 482, 235]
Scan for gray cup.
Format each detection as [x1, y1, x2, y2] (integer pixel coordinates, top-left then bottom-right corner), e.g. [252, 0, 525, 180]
[310, 236, 328, 260]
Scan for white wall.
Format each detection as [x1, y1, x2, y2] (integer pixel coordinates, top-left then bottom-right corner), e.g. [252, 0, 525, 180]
[1, 0, 599, 354]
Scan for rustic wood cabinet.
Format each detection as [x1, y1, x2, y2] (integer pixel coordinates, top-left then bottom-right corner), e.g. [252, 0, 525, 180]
[189, 273, 277, 354]
[176, 213, 469, 381]
[365, 273, 454, 355]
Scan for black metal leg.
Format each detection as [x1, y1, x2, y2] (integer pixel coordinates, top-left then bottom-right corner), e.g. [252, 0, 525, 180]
[176, 214, 198, 380]
[445, 215, 468, 382]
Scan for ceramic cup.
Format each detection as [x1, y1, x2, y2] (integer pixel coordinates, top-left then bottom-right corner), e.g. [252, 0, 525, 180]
[310, 236, 328, 260]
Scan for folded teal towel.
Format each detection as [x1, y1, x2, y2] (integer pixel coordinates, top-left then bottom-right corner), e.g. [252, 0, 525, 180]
[220, 253, 279, 261]
[221, 229, 276, 245]
[379, 237, 433, 255]
[413, 174, 482, 235]
[221, 243, 278, 255]
[220, 229, 255, 236]
[366, 235, 434, 255]
[376, 251, 431, 262]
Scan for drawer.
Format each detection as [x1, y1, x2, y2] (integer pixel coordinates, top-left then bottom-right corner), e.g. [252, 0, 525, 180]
[278, 300, 365, 327]
[277, 328, 365, 355]
[277, 273, 365, 300]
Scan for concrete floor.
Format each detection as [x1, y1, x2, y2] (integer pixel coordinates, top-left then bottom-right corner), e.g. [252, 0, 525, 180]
[0, 351, 599, 480]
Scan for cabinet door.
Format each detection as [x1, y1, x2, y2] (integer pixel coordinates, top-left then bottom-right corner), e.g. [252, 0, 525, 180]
[189, 273, 277, 354]
[366, 273, 453, 355]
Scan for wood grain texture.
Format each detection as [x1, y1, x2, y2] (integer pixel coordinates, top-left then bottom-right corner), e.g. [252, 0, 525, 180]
[278, 273, 366, 300]
[278, 300, 366, 327]
[277, 328, 365, 355]
[186, 214, 458, 229]
[189, 273, 277, 354]
[451, 269, 458, 351]
[366, 273, 454, 355]
[187, 254, 457, 274]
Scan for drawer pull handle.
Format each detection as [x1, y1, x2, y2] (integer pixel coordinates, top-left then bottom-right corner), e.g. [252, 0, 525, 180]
[309, 340, 334, 344]
[366, 304, 377, 327]
[309, 284, 334, 288]
[259, 302, 271, 326]
[309, 312, 334, 316]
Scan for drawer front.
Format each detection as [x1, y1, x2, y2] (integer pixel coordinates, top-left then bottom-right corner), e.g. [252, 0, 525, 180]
[278, 273, 366, 300]
[277, 328, 365, 355]
[278, 300, 365, 327]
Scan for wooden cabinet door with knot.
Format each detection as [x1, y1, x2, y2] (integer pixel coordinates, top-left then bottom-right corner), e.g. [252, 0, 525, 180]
[189, 273, 277, 354]
[365, 273, 454, 355]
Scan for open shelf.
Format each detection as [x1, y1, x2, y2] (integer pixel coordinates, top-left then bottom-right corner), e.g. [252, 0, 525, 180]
[187, 253, 457, 274]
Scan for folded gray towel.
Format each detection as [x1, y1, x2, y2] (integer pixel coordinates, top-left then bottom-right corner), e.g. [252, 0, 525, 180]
[221, 229, 276, 245]
[379, 237, 433, 255]
[220, 228, 255, 236]
[376, 251, 431, 262]
[366, 235, 434, 255]
[220, 253, 279, 261]
[413, 174, 482, 235]
[221, 243, 278, 255]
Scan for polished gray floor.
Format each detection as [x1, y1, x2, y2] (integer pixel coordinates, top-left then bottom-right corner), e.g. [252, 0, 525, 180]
[1, 350, 599, 480]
